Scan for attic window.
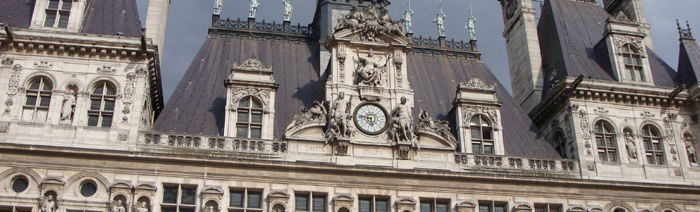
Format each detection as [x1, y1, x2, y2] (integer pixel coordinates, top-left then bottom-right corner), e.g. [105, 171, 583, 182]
[44, 0, 73, 28]
[621, 44, 645, 82]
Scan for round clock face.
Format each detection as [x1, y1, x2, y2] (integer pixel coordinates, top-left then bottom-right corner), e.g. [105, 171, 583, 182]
[354, 103, 389, 135]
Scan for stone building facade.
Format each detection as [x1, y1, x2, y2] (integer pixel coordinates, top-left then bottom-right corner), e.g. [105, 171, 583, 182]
[0, 2, 699, 212]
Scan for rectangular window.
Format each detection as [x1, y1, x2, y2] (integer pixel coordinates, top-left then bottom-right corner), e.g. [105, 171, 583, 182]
[358, 195, 389, 212]
[296, 195, 309, 211]
[479, 201, 507, 212]
[161, 184, 198, 212]
[421, 199, 449, 212]
[44, 0, 72, 28]
[230, 188, 263, 210]
[312, 196, 325, 212]
[230, 191, 244, 207]
[0, 206, 34, 212]
[360, 199, 372, 212]
[295, 192, 326, 212]
[534, 204, 562, 212]
[248, 191, 262, 208]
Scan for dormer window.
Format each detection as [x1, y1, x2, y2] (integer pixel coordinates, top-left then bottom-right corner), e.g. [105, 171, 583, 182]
[621, 44, 645, 82]
[44, 0, 72, 28]
[236, 97, 263, 139]
[470, 115, 494, 154]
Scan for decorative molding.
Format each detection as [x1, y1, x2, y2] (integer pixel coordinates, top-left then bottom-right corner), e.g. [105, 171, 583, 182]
[333, 4, 404, 42]
[654, 203, 684, 212]
[614, 36, 645, 56]
[587, 163, 595, 171]
[640, 111, 655, 118]
[122, 72, 136, 115]
[118, 133, 128, 141]
[97, 65, 117, 73]
[663, 117, 675, 142]
[579, 110, 591, 140]
[229, 87, 271, 110]
[0, 167, 42, 183]
[461, 77, 495, 90]
[593, 107, 608, 114]
[461, 106, 499, 127]
[232, 54, 272, 72]
[604, 201, 635, 212]
[337, 45, 347, 83]
[1, 57, 14, 66]
[394, 56, 403, 88]
[135, 67, 148, 76]
[65, 171, 110, 188]
[609, 11, 633, 23]
[34, 61, 53, 69]
[7, 64, 22, 95]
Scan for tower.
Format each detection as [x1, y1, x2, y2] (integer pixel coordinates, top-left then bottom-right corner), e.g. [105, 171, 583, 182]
[497, 0, 543, 114]
[603, 0, 653, 50]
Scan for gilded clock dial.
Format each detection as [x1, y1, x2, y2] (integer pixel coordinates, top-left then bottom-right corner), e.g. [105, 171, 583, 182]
[355, 104, 388, 134]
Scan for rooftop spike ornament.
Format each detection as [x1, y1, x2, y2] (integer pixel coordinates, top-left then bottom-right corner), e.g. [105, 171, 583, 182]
[465, 4, 477, 41]
[433, 1, 446, 37]
[213, 0, 223, 15]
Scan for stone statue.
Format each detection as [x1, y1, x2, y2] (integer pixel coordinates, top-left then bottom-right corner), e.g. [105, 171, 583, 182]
[214, 0, 224, 15]
[625, 132, 637, 159]
[249, 0, 260, 18]
[136, 202, 149, 212]
[208, 206, 215, 212]
[60, 90, 76, 121]
[418, 110, 435, 129]
[391, 97, 418, 148]
[465, 4, 476, 40]
[402, 8, 414, 33]
[686, 136, 697, 163]
[42, 195, 56, 212]
[326, 92, 353, 143]
[112, 200, 126, 212]
[379, 7, 403, 35]
[417, 110, 457, 145]
[356, 48, 391, 86]
[334, 4, 403, 38]
[309, 100, 327, 120]
[287, 100, 328, 131]
[433, 10, 446, 37]
[282, 0, 293, 21]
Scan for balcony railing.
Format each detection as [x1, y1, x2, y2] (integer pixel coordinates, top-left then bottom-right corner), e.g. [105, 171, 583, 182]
[141, 132, 287, 154]
[454, 153, 578, 173]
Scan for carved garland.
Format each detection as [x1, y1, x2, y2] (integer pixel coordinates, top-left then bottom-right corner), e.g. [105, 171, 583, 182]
[122, 72, 137, 114]
[230, 87, 271, 111]
[461, 106, 499, 127]
[337, 45, 347, 83]
[663, 117, 678, 163]
[578, 109, 593, 157]
[5, 64, 23, 116]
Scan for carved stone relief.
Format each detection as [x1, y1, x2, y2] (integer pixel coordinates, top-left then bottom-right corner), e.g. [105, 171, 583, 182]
[355, 48, 390, 87]
[337, 45, 347, 83]
[417, 110, 457, 146]
[578, 110, 592, 157]
[229, 87, 271, 111]
[461, 106, 499, 127]
[461, 77, 495, 90]
[394, 54, 403, 88]
[640, 111, 655, 118]
[1, 57, 14, 66]
[97, 65, 117, 73]
[232, 54, 272, 72]
[122, 72, 136, 114]
[389, 97, 418, 147]
[326, 92, 354, 144]
[334, 4, 404, 42]
[5, 64, 23, 116]
[286, 100, 327, 132]
[614, 36, 645, 56]
[34, 61, 53, 69]
[593, 107, 608, 114]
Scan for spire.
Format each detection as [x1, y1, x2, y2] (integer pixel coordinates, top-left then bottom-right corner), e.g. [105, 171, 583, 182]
[678, 19, 694, 40]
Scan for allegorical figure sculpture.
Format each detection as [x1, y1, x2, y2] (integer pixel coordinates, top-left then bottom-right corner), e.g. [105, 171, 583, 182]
[356, 48, 391, 86]
[112, 200, 126, 212]
[282, 0, 293, 21]
[391, 97, 418, 148]
[136, 202, 149, 212]
[465, 4, 476, 40]
[625, 132, 637, 159]
[249, 0, 260, 18]
[433, 11, 446, 37]
[60, 90, 76, 121]
[402, 8, 414, 33]
[326, 92, 353, 143]
[686, 136, 697, 163]
[214, 0, 224, 14]
[287, 100, 328, 131]
[418, 110, 457, 145]
[42, 195, 56, 212]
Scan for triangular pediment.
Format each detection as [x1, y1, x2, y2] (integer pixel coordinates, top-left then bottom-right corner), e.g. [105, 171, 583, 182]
[332, 28, 409, 45]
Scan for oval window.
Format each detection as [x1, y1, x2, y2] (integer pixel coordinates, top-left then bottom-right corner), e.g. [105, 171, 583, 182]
[11, 177, 29, 193]
[80, 182, 97, 197]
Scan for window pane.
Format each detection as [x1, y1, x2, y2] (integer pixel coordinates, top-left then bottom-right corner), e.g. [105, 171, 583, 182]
[236, 126, 248, 138]
[470, 116, 479, 125]
[29, 81, 41, 90]
[61, 0, 72, 10]
[180, 208, 194, 212]
[238, 111, 249, 122]
[106, 85, 116, 95]
[93, 85, 104, 95]
[599, 152, 606, 161]
[26, 95, 38, 106]
[653, 142, 660, 150]
[39, 96, 51, 107]
[90, 98, 102, 110]
[360, 199, 372, 212]
[36, 109, 48, 123]
[644, 139, 652, 150]
[608, 151, 616, 162]
[420, 202, 432, 212]
[22, 108, 35, 122]
[312, 196, 325, 212]
[163, 186, 178, 204]
[251, 127, 262, 139]
[57, 12, 69, 28]
[101, 114, 112, 127]
[483, 129, 492, 139]
[376, 200, 388, 212]
[471, 128, 480, 139]
[230, 191, 243, 207]
[605, 137, 614, 147]
[484, 145, 493, 154]
[43, 81, 53, 90]
[596, 137, 604, 146]
[646, 155, 653, 164]
[48, 0, 60, 9]
[655, 155, 664, 165]
[551, 207, 560, 212]
[181, 187, 196, 205]
[161, 208, 176, 212]
[248, 192, 261, 208]
[44, 12, 57, 27]
[251, 112, 262, 123]
[437, 203, 448, 212]
[535, 207, 546, 212]
[296, 195, 309, 211]
[88, 114, 99, 126]
[479, 205, 490, 212]
[252, 99, 262, 108]
[481, 117, 490, 126]
[472, 143, 481, 154]
[104, 99, 115, 111]
[239, 98, 250, 108]
[495, 205, 505, 212]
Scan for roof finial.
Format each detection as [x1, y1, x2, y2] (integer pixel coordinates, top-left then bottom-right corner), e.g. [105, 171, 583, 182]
[678, 19, 694, 40]
[213, 0, 223, 15]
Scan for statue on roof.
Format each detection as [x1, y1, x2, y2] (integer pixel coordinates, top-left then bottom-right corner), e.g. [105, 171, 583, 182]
[433, 3, 446, 37]
[333, 4, 404, 38]
[402, 0, 414, 33]
[282, 0, 293, 21]
[249, 0, 260, 18]
[213, 0, 223, 15]
[465, 4, 476, 40]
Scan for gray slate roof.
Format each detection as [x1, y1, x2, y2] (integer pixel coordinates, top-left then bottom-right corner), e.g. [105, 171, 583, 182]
[407, 53, 560, 158]
[677, 39, 700, 86]
[0, 0, 142, 37]
[538, 0, 678, 97]
[154, 31, 561, 159]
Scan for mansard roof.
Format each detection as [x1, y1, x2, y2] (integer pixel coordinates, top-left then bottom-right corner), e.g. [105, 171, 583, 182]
[538, 0, 678, 97]
[677, 39, 700, 86]
[0, 0, 142, 37]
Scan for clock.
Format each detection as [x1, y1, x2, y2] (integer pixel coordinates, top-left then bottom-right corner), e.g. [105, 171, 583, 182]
[354, 103, 390, 135]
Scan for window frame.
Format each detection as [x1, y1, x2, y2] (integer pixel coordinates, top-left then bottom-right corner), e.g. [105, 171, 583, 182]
[236, 96, 264, 139]
[478, 201, 507, 212]
[0, 206, 33, 212]
[621, 43, 645, 82]
[23, 76, 53, 123]
[593, 120, 618, 162]
[359, 195, 390, 212]
[551, 131, 567, 158]
[294, 192, 327, 212]
[470, 114, 494, 154]
[88, 81, 117, 128]
[161, 184, 198, 212]
[420, 198, 450, 212]
[534, 204, 562, 212]
[641, 124, 665, 165]
[228, 187, 264, 212]
[44, 0, 73, 28]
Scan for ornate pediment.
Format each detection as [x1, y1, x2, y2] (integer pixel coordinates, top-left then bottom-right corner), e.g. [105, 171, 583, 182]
[460, 77, 495, 90]
[332, 4, 407, 44]
[232, 54, 272, 72]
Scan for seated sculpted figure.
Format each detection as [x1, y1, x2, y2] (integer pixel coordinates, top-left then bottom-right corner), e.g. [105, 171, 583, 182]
[356, 48, 391, 86]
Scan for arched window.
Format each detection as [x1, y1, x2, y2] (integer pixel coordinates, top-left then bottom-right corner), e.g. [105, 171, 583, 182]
[550, 131, 567, 158]
[88, 81, 116, 127]
[470, 115, 493, 154]
[236, 96, 263, 139]
[641, 124, 665, 165]
[594, 120, 617, 162]
[621, 44, 645, 82]
[23, 77, 53, 123]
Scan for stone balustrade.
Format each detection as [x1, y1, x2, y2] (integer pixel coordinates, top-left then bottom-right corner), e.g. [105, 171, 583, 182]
[140, 132, 287, 154]
[454, 153, 578, 172]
